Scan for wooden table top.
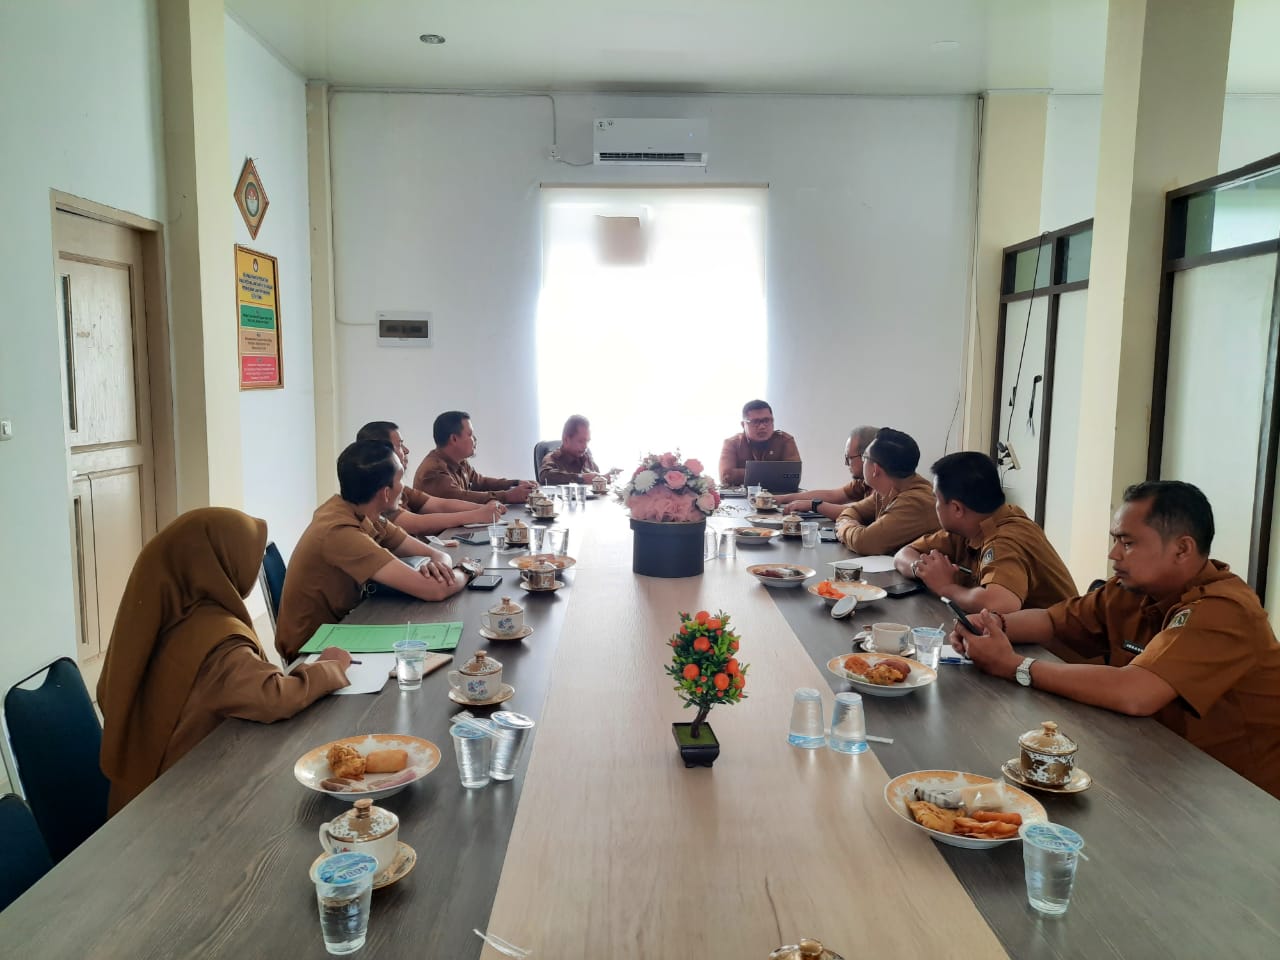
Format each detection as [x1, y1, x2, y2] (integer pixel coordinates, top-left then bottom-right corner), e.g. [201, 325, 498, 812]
[1, 497, 1277, 959]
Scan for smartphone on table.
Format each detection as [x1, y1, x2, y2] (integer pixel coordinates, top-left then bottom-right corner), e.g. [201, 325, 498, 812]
[884, 580, 922, 597]
[467, 574, 503, 590]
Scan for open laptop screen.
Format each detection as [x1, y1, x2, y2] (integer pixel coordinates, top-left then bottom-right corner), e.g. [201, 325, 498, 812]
[743, 460, 802, 494]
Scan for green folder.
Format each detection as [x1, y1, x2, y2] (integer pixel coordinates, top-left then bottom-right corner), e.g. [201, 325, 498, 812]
[298, 621, 464, 655]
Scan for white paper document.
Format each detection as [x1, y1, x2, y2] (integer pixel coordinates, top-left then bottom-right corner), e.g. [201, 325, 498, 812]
[293, 653, 396, 694]
[850, 555, 897, 573]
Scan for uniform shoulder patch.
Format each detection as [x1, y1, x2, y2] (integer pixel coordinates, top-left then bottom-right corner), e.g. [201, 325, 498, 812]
[1168, 608, 1191, 629]
[981, 546, 995, 565]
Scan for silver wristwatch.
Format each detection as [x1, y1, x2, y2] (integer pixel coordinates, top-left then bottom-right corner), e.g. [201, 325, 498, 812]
[1015, 657, 1035, 687]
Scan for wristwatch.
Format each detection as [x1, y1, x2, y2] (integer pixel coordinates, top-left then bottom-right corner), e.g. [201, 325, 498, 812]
[454, 558, 484, 582]
[811, 499, 821, 513]
[1015, 657, 1036, 687]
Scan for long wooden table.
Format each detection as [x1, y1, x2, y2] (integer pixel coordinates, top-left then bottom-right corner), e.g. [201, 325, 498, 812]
[1, 499, 1277, 958]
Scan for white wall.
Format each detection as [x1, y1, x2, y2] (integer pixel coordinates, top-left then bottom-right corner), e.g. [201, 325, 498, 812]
[327, 93, 977, 491]
[0, 2, 165, 707]
[225, 15, 316, 559]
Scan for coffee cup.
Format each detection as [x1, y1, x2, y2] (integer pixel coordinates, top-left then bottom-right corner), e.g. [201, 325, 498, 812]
[530, 499, 556, 518]
[505, 519, 529, 545]
[591, 475, 609, 494]
[830, 560, 863, 582]
[752, 492, 776, 510]
[448, 650, 503, 702]
[782, 514, 802, 536]
[318, 799, 399, 878]
[482, 597, 524, 637]
[869, 622, 910, 654]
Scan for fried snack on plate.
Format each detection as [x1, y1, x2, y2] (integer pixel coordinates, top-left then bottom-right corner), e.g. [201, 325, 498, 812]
[364, 748, 408, 774]
[816, 580, 845, 599]
[908, 800, 958, 834]
[863, 663, 904, 685]
[327, 743, 366, 780]
[971, 809, 1022, 825]
[954, 817, 1020, 839]
[842, 654, 871, 675]
[881, 658, 912, 680]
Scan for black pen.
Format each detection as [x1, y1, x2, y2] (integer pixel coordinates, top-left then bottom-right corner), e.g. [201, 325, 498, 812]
[957, 566, 973, 576]
[349, 659, 363, 665]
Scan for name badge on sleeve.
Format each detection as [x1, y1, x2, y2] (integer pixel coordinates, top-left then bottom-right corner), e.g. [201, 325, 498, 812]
[1122, 641, 1146, 656]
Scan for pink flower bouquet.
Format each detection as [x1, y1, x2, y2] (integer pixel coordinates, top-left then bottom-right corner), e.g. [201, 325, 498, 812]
[622, 452, 720, 522]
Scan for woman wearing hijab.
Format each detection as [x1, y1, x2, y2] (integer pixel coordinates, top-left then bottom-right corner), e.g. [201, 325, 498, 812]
[97, 508, 351, 815]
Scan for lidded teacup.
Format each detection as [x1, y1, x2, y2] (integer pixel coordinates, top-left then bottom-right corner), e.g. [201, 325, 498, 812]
[505, 518, 529, 545]
[483, 596, 525, 637]
[1018, 720, 1078, 786]
[318, 798, 400, 878]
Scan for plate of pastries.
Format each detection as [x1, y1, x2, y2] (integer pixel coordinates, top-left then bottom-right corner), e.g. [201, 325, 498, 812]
[295, 734, 441, 800]
[884, 770, 1047, 849]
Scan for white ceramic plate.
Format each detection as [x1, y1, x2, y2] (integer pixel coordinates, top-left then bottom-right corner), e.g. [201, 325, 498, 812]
[884, 770, 1047, 849]
[825, 652, 935, 697]
[295, 734, 441, 801]
[509, 554, 577, 571]
[746, 563, 816, 588]
[734, 527, 780, 546]
[745, 515, 785, 528]
[806, 581, 889, 605]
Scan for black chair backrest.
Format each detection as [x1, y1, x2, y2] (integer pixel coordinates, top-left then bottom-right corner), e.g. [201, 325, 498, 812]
[0, 793, 53, 911]
[1088, 578, 1107, 593]
[4, 658, 110, 862]
[533, 439, 560, 481]
[261, 541, 286, 626]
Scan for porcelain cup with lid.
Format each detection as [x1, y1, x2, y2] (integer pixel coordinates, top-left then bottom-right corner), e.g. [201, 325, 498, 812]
[448, 650, 504, 702]
[591, 475, 609, 494]
[781, 514, 802, 536]
[505, 518, 529, 545]
[318, 798, 400, 878]
[752, 489, 776, 510]
[530, 499, 556, 518]
[520, 560, 557, 590]
[482, 596, 525, 637]
[1018, 720, 1078, 786]
[829, 560, 864, 582]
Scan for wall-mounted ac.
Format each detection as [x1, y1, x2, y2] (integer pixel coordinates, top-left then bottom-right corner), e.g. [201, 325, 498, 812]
[593, 118, 709, 166]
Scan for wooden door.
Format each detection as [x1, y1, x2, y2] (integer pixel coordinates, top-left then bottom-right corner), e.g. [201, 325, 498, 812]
[54, 211, 158, 696]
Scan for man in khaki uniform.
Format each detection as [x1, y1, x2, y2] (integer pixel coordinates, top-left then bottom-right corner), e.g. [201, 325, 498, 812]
[539, 414, 608, 485]
[954, 480, 1280, 800]
[778, 425, 878, 520]
[275, 441, 469, 661]
[357, 421, 505, 534]
[414, 410, 537, 505]
[894, 451, 1077, 613]
[718, 399, 800, 487]
[834, 427, 939, 555]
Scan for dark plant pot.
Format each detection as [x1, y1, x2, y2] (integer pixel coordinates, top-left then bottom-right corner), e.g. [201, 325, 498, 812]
[630, 518, 706, 578]
[671, 722, 720, 768]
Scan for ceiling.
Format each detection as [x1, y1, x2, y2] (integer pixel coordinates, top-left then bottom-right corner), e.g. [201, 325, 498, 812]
[224, 0, 1280, 96]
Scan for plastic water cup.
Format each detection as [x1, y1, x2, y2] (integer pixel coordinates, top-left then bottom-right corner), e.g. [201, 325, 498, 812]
[545, 528, 564, 556]
[313, 852, 377, 955]
[828, 692, 868, 754]
[555, 527, 570, 557]
[911, 627, 946, 669]
[704, 528, 719, 561]
[489, 711, 535, 781]
[451, 726, 492, 789]
[718, 531, 737, 559]
[528, 526, 546, 554]
[748, 484, 763, 501]
[788, 688, 825, 749]
[393, 638, 428, 691]
[1021, 822, 1085, 916]
[488, 522, 507, 549]
[800, 521, 819, 548]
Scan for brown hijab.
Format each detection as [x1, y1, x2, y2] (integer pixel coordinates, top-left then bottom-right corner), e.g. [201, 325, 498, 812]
[97, 508, 268, 813]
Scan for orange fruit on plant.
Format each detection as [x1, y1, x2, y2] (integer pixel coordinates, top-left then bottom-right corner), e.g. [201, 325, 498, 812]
[726, 657, 740, 675]
[707, 617, 722, 630]
[682, 663, 699, 680]
[733, 674, 745, 688]
[695, 611, 709, 623]
[693, 636, 711, 653]
[713, 673, 730, 690]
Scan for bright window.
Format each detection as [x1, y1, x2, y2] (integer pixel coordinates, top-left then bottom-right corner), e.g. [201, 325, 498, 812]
[536, 187, 768, 475]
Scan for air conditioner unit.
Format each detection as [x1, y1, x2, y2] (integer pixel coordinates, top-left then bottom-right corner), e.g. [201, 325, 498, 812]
[593, 118, 709, 166]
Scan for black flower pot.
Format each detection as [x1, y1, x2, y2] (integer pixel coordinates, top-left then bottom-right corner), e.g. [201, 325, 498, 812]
[671, 722, 719, 767]
[630, 518, 706, 578]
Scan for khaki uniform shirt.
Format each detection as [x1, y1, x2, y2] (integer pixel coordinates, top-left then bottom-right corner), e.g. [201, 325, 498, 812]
[1046, 560, 1280, 799]
[835, 474, 939, 555]
[164, 637, 347, 775]
[275, 495, 408, 660]
[414, 448, 517, 504]
[385, 485, 431, 523]
[840, 478, 870, 503]
[539, 447, 600, 485]
[718, 430, 801, 486]
[907, 503, 1077, 609]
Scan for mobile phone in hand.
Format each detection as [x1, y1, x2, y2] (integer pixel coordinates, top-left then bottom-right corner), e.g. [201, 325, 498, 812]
[940, 596, 981, 634]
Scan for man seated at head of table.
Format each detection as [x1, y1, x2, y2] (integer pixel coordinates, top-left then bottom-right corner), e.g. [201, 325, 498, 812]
[275, 440, 469, 662]
[97, 508, 352, 815]
[893, 451, 1076, 613]
[718, 399, 800, 487]
[356, 420, 506, 534]
[952, 480, 1280, 799]
[833, 427, 940, 555]
[414, 410, 537, 505]
[539, 414, 610, 486]
[777, 425, 879, 521]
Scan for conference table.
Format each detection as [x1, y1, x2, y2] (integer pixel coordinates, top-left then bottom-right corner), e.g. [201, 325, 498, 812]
[2, 497, 1278, 958]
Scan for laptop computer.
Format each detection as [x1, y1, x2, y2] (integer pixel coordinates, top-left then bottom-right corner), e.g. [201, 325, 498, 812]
[744, 460, 802, 494]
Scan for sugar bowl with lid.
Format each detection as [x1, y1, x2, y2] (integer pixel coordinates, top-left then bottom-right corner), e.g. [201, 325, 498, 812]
[1018, 720, 1078, 787]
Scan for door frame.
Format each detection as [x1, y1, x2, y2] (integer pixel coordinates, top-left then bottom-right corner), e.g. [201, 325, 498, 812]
[50, 191, 177, 530]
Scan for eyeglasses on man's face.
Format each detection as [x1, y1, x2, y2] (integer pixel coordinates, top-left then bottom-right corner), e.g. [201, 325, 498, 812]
[843, 452, 865, 466]
[744, 417, 774, 428]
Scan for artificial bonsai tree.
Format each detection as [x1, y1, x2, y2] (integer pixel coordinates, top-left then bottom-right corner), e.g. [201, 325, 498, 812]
[666, 609, 749, 742]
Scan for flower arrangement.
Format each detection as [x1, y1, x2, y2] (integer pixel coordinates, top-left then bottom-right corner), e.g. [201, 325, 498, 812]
[665, 609, 748, 738]
[621, 452, 721, 522]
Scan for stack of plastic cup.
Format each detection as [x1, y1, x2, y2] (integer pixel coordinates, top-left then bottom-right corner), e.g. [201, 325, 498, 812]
[788, 688, 825, 748]
[828, 692, 868, 754]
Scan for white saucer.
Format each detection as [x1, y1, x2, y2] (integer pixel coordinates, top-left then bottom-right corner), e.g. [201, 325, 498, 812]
[517, 579, 564, 594]
[448, 682, 515, 707]
[853, 629, 916, 657]
[479, 624, 533, 641]
[1002, 758, 1093, 794]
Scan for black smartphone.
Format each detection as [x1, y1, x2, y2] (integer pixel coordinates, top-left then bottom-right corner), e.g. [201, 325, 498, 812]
[467, 574, 503, 590]
[819, 528, 839, 543]
[884, 580, 922, 597]
[940, 596, 980, 634]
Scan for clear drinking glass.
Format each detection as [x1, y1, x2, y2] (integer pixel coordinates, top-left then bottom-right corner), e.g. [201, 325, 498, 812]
[393, 639, 428, 691]
[488, 522, 507, 549]
[828, 692, 868, 754]
[788, 688, 825, 748]
[313, 852, 377, 955]
[718, 530, 737, 559]
[1021, 823, 1085, 916]
[545, 528, 564, 556]
[528, 526, 546, 554]
[911, 627, 946, 669]
[800, 521, 819, 547]
[704, 528, 719, 561]
[489, 711, 535, 781]
[451, 726, 493, 788]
